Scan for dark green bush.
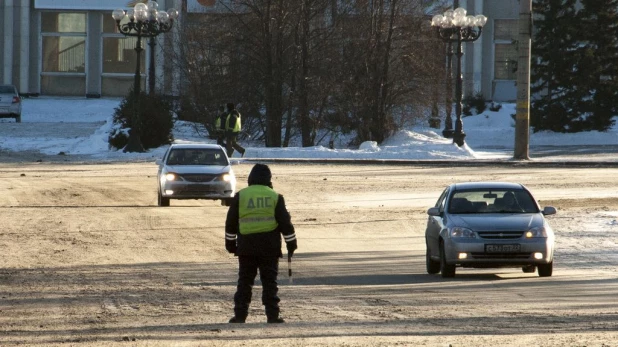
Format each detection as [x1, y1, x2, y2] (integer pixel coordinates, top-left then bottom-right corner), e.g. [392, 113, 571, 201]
[109, 90, 175, 150]
[489, 102, 502, 112]
[462, 92, 487, 116]
[108, 127, 129, 150]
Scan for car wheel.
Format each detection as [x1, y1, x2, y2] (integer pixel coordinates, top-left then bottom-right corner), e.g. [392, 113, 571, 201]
[439, 243, 456, 278]
[158, 191, 170, 207]
[522, 265, 536, 273]
[426, 244, 440, 274]
[537, 262, 553, 277]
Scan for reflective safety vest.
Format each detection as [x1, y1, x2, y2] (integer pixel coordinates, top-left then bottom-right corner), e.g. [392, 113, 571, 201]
[214, 116, 221, 130]
[239, 185, 279, 235]
[226, 111, 242, 133]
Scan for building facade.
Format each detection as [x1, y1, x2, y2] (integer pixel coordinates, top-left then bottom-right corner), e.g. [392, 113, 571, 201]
[448, 0, 518, 102]
[1, 0, 519, 101]
[0, 0, 181, 97]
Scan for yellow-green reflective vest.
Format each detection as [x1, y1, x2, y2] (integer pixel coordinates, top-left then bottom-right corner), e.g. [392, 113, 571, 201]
[226, 112, 242, 132]
[239, 185, 279, 235]
[215, 116, 221, 129]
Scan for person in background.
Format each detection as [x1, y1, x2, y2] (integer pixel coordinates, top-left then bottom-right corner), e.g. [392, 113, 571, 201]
[214, 105, 226, 147]
[225, 103, 246, 157]
[225, 164, 297, 324]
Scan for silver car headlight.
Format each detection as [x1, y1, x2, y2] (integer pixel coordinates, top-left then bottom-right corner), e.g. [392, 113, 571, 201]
[525, 226, 548, 238]
[449, 227, 477, 238]
[221, 173, 232, 182]
[164, 173, 178, 181]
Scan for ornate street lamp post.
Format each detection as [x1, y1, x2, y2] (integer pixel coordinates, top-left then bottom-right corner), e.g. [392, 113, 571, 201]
[111, 1, 179, 153]
[432, 8, 487, 147]
[443, 41, 454, 138]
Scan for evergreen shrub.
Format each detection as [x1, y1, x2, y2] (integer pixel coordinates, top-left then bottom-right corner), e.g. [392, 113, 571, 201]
[463, 92, 487, 116]
[109, 90, 175, 150]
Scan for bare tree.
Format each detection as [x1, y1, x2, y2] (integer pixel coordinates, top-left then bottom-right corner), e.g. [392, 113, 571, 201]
[328, 0, 440, 144]
[168, 0, 445, 147]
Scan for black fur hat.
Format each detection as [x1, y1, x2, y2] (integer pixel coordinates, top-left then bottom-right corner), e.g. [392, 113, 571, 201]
[248, 164, 272, 187]
[226, 103, 235, 111]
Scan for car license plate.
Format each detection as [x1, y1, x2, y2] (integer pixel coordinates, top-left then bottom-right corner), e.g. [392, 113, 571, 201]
[190, 185, 214, 192]
[485, 244, 521, 253]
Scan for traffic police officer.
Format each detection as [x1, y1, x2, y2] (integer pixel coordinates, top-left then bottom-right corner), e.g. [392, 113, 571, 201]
[224, 103, 246, 157]
[225, 164, 297, 323]
[214, 105, 226, 147]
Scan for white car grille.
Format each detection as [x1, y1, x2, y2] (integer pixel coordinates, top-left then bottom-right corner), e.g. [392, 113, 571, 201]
[180, 174, 219, 182]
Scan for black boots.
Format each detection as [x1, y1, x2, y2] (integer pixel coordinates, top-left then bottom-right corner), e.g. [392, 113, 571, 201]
[228, 316, 246, 323]
[228, 316, 285, 323]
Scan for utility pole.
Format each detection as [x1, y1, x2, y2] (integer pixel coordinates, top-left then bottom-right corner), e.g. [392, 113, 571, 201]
[514, 0, 532, 159]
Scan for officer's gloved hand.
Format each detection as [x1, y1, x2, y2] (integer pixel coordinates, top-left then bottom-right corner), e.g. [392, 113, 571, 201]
[286, 240, 297, 257]
[226, 240, 237, 254]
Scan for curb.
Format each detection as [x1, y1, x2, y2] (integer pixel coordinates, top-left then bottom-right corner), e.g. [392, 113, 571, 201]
[237, 158, 618, 167]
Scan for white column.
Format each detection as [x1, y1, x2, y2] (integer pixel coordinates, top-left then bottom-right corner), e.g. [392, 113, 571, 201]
[3, 0, 14, 85]
[171, 0, 182, 96]
[19, 0, 30, 93]
[473, 0, 484, 93]
[156, 35, 165, 93]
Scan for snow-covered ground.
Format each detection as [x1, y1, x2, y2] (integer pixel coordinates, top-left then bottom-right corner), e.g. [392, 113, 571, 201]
[0, 96, 616, 161]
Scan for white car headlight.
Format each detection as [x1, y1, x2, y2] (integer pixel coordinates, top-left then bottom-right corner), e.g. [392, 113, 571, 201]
[222, 173, 232, 182]
[164, 173, 177, 181]
[449, 227, 476, 238]
[525, 226, 548, 238]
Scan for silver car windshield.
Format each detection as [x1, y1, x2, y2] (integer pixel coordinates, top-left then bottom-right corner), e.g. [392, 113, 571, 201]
[166, 148, 228, 166]
[448, 189, 539, 214]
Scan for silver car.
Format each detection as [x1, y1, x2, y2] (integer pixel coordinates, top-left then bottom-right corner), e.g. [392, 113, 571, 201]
[0, 84, 22, 123]
[156, 144, 236, 207]
[425, 182, 556, 278]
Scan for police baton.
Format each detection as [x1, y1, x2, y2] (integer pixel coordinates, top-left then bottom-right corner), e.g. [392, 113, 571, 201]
[287, 253, 293, 284]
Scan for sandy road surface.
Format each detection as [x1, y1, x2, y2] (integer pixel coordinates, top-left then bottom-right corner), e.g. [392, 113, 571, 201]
[1, 161, 618, 346]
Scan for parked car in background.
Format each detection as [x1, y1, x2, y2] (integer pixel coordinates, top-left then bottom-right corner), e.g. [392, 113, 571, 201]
[0, 84, 21, 123]
[156, 144, 236, 207]
[425, 182, 556, 278]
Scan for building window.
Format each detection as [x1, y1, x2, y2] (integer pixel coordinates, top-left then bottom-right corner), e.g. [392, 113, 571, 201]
[101, 15, 146, 96]
[41, 12, 87, 95]
[494, 19, 518, 41]
[494, 19, 518, 81]
[42, 36, 86, 73]
[102, 37, 143, 74]
[495, 44, 518, 80]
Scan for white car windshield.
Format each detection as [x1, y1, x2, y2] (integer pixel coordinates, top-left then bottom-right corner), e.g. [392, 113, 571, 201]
[0, 85, 16, 94]
[166, 148, 228, 166]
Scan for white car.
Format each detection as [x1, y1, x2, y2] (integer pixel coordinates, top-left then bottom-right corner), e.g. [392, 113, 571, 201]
[156, 144, 236, 207]
[0, 84, 22, 123]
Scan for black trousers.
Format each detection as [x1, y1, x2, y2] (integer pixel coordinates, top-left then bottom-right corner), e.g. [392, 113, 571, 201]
[226, 133, 245, 157]
[233, 255, 280, 319]
[216, 136, 226, 147]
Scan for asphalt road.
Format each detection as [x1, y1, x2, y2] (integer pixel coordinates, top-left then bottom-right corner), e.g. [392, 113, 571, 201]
[1, 162, 618, 346]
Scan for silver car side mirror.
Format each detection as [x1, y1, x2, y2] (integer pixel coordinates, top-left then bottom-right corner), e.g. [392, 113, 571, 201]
[155, 158, 162, 165]
[542, 206, 557, 216]
[427, 207, 441, 216]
